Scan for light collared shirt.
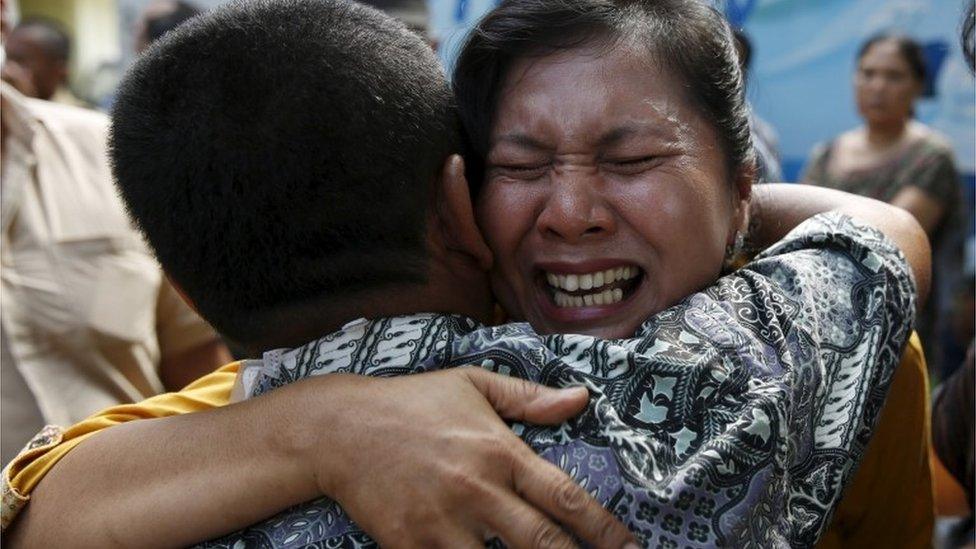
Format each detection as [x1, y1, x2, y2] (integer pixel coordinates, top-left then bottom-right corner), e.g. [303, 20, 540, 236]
[0, 82, 218, 463]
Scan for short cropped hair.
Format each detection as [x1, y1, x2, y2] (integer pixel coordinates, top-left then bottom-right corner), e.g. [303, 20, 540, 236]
[453, 0, 755, 192]
[110, 0, 458, 344]
[15, 17, 70, 62]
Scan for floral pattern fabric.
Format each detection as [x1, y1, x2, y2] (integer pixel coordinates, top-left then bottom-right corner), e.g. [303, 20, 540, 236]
[199, 213, 915, 549]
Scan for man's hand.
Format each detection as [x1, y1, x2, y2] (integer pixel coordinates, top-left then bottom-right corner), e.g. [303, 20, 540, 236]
[6, 369, 635, 548]
[291, 368, 637, 548]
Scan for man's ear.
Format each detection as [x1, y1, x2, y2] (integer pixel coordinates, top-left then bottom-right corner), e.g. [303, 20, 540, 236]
[166, 274, 201, 315]
[433, 154, 493, 271]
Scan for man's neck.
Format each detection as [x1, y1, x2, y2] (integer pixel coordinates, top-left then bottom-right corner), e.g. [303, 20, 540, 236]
[241, 278, 493, 356]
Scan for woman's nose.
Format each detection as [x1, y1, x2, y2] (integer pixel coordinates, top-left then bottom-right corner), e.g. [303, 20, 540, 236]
[535, 174, 615, 243]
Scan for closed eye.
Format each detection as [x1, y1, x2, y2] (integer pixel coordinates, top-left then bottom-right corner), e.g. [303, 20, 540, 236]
[490, 164, 549, 180]
[602, 156, 661, 175]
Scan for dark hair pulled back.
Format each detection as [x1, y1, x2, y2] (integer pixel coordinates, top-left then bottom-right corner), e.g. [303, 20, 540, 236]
[857, 33, 927, 83]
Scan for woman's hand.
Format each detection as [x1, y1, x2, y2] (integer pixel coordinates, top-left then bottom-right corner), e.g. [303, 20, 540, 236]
[294, 368, 638, 548]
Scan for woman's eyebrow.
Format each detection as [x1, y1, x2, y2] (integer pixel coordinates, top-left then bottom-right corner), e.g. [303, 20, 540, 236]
[596, 124, 678, 147]
[490, 133, 550, 151]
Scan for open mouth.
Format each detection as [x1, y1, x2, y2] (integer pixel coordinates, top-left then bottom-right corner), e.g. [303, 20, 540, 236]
[541, 266, 643, 308]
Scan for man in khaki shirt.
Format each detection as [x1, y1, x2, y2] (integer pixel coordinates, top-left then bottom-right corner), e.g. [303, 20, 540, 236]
[3, 18, 89, 108]
[0, 80, 231, 463]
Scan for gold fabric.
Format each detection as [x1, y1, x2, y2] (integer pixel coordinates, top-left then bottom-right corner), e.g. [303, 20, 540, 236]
[818, 333, 934, 548]
[0, 362, 239, 532]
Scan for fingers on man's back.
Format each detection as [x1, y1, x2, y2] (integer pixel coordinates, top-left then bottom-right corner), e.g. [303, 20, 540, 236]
[510, 447, 636, 549]
[459, 367, 589, 424]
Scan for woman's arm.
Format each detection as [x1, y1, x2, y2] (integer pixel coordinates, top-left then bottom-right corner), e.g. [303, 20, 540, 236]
[5, 369, 634, 548]
[890, 186, 945, 236]
[890, 144, 959, 237]
[748, 183, 930, 308]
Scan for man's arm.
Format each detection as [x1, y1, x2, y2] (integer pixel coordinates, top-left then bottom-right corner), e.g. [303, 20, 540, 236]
[889, 186, 944, 236]
[5, 368, 635, 548]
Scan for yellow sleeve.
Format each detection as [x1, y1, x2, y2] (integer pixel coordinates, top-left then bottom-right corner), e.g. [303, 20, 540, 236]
[0, 362, 238, 532]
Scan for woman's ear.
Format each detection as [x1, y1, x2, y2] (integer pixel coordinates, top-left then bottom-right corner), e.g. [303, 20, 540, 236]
[433, 154, 493, 271]
[728, 165, 754, 244]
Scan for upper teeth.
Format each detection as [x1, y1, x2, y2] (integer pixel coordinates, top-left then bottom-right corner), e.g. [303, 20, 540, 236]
[545, 266, 639, 292]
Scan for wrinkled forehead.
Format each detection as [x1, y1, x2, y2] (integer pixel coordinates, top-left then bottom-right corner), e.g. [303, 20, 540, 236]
[491, 42, 706, 144]
[498, 36, 658, 96]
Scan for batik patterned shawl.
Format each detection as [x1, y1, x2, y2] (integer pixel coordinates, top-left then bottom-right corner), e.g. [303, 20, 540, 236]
[198, 213, 915, 549]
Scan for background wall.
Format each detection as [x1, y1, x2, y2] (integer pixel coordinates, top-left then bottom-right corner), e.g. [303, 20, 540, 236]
[16, 0, 225, 103]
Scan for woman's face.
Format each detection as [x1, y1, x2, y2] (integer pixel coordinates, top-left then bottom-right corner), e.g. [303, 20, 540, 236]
[476, 45, 745, 339]
[855, 40, 922, 126]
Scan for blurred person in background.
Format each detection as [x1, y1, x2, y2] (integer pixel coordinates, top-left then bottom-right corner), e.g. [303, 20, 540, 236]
[3, 17, 87, 107]
[91, 0, 201, 111]
[133, 0, 200, 55]
[802, 33, 965, 378]
[0, 0, 231, 464]
[931, 344, 974, 547]
[733, 28, 783, 183]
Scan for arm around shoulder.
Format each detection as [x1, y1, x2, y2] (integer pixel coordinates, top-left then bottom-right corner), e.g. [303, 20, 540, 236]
[749, 184, 930, 309]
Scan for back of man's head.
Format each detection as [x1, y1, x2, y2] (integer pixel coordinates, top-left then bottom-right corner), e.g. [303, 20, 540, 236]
[110, 0, 459, 346]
